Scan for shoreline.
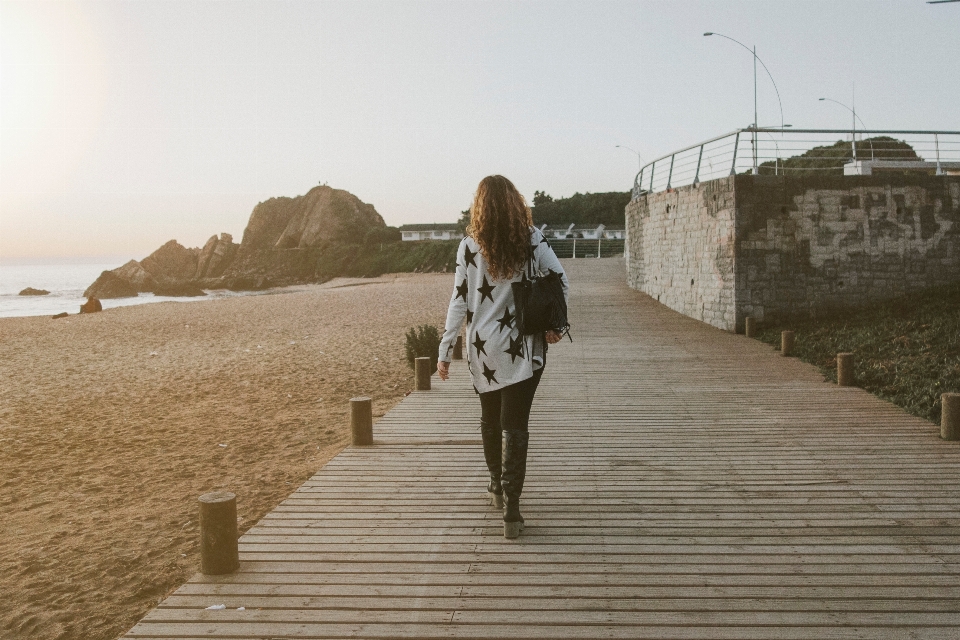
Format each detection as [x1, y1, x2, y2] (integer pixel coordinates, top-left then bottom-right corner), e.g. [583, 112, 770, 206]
[0, 271, 453, 640]
[0, 274, 425, 320]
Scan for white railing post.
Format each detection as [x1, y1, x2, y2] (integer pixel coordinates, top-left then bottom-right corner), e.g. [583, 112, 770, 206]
[666, 154, 675, 190]
[693, 144, 704, 185]
[730, 132, 740, 176]
[597, 238, 601, 258]
[935, 133, 943, 176]
[649, 161, 655, 192]
[572, 237, 577, 259]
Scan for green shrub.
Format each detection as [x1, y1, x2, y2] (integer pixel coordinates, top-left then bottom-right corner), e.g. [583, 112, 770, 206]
[405, 325, 441, 373]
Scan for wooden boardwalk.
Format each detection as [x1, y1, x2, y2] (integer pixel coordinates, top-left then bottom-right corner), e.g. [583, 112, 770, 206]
[125, 258, 960, 639]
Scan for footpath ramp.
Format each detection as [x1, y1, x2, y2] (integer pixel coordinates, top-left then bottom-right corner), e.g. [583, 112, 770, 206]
[125, 257, 960, 639]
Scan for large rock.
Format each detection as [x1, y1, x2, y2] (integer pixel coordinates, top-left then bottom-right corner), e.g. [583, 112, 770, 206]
[140, 240, 200, 281]
[112, 260, 157, 292]
[19, 287, 50, 296]
[238, 185, 384, 252]
[84, 271, 139, 299]
[219, 186, 385, 288]
[153, 281, 207, 297]
[195, 233, 238, 279]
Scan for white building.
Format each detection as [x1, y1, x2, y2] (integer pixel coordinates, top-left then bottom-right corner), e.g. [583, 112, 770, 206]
[399, 225, 462, 241]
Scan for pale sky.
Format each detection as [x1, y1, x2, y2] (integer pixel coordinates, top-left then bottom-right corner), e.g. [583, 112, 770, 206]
[1, 0, 958, 260]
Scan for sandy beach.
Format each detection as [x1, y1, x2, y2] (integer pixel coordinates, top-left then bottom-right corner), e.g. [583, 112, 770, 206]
[0, 272, 452, 640]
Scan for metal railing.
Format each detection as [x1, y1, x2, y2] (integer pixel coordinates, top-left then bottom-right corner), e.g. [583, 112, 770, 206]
[548, 238, 625, 259]
[632, 128, 960, 198]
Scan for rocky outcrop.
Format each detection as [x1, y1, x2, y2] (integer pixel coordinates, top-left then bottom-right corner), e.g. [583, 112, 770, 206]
[140, 240, 199, 281]
[19, 287, 50, 296]
[83, 185, 386, 295]
[195, 233, 238, 279]
[84, 271, 139, 299]
[153, 281, 206, 297]
[113, 260, 157, 292]
[216, 186, 385, 288]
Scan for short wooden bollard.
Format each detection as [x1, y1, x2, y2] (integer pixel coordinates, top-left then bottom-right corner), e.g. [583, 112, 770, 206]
[452, 335, 463, 360]
[199, 491, 239, 575]
[415, 357, 432, 391]
[350, 396, 373, 445]
[781, 330, 795, 357]
[942, 393, 960, 441]
[744, 317, 756, 338]
[837, 352, 854, 387]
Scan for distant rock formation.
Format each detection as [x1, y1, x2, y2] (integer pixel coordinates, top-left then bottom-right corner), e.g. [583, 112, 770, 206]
[196, 233, 238, 279]
[84, 271, 139, 299]
[80, 297, 103, 313]
[113, 260, 157, 292]
[19, 287, 50, 296]
[83, 185, 385, 296]
[140, 240, 200, 281]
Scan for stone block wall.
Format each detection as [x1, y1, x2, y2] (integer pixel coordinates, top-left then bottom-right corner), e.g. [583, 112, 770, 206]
[625, 176, 738, 330]
[626, 174, 960, 332]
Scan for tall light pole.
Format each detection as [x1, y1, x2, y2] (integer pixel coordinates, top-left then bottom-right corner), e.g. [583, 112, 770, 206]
[819, 93, 873, 160]
[615, 145, 645, 172]
[704, 32, 785, 174]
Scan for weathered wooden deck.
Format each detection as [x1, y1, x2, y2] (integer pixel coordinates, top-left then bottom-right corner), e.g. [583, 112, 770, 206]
[125, 258, 960, 639]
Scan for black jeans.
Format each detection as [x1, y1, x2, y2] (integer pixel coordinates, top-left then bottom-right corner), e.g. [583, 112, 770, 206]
[479, 367, 544, 433]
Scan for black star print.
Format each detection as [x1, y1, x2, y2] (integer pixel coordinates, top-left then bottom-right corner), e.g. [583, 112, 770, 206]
[466, 309, 474, 325]
[477, 276, 495, 304]
[482, 362, 498, 385]
[504, 334, 524, 363]
[463, 245, 477, 268]
[496, 308, 515, 333]
[472, 332, 487, 356]
[455, 279, 468, 302]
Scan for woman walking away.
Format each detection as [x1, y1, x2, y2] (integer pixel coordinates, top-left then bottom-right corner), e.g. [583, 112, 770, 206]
[437, 175, 569, 539]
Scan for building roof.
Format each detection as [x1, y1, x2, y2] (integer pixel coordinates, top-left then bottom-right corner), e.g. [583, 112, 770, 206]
[397, 223, 460, 231]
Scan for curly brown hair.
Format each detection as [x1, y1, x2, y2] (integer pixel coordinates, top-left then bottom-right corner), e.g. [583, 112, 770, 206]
[467, 175, 532, 280]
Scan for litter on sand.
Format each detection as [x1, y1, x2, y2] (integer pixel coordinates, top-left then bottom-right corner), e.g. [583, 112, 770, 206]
[205, 604, 226, 610]
[237, 607, 246, 611]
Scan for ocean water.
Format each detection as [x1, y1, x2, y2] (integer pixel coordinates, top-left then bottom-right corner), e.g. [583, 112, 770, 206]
[0, 262, 250, 319]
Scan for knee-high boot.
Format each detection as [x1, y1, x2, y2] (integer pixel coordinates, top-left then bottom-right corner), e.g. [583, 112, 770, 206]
[480, 420, 503, 508]
[501, 429, 529, 539]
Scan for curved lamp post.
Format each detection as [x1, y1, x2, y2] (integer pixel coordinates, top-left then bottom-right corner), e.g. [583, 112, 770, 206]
[819, 96, 874, 160]
[704, 32, 785, 174]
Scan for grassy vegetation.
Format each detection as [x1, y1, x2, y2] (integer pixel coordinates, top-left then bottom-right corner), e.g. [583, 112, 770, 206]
[754, 284, 960, 424]
[313, 239, 460, 282]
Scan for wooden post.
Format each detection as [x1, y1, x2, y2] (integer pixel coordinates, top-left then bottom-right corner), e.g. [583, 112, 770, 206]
[942, 393, 960, 441]
[199, 491, 239, 575]
[837, 353, 854, 387]
[452, 335, 463, 360]
[415, 357, 431, 391]
[744, 317, 756, 338]
[781, 330, 795, 357]
[350, 396, 373, 445]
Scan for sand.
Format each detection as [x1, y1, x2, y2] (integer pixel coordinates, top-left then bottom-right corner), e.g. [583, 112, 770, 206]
[0, 273, 453, 640]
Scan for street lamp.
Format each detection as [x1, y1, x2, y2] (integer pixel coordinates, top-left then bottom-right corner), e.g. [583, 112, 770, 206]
[615, 145, 645, 172]
[819, 96, 873, 160]
[704, 32, 785, 174]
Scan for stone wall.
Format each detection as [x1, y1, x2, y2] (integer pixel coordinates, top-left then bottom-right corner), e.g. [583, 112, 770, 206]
[625, 176, 738, 330]
[626, 174, 960, 332]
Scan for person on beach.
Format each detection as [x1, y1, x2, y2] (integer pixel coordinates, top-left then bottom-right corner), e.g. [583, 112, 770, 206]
[437, 175, 569, 539]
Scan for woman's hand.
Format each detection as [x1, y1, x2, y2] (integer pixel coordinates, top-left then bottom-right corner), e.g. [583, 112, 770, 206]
[545, 330, 562, 344]
[437, 360, 451, 380]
